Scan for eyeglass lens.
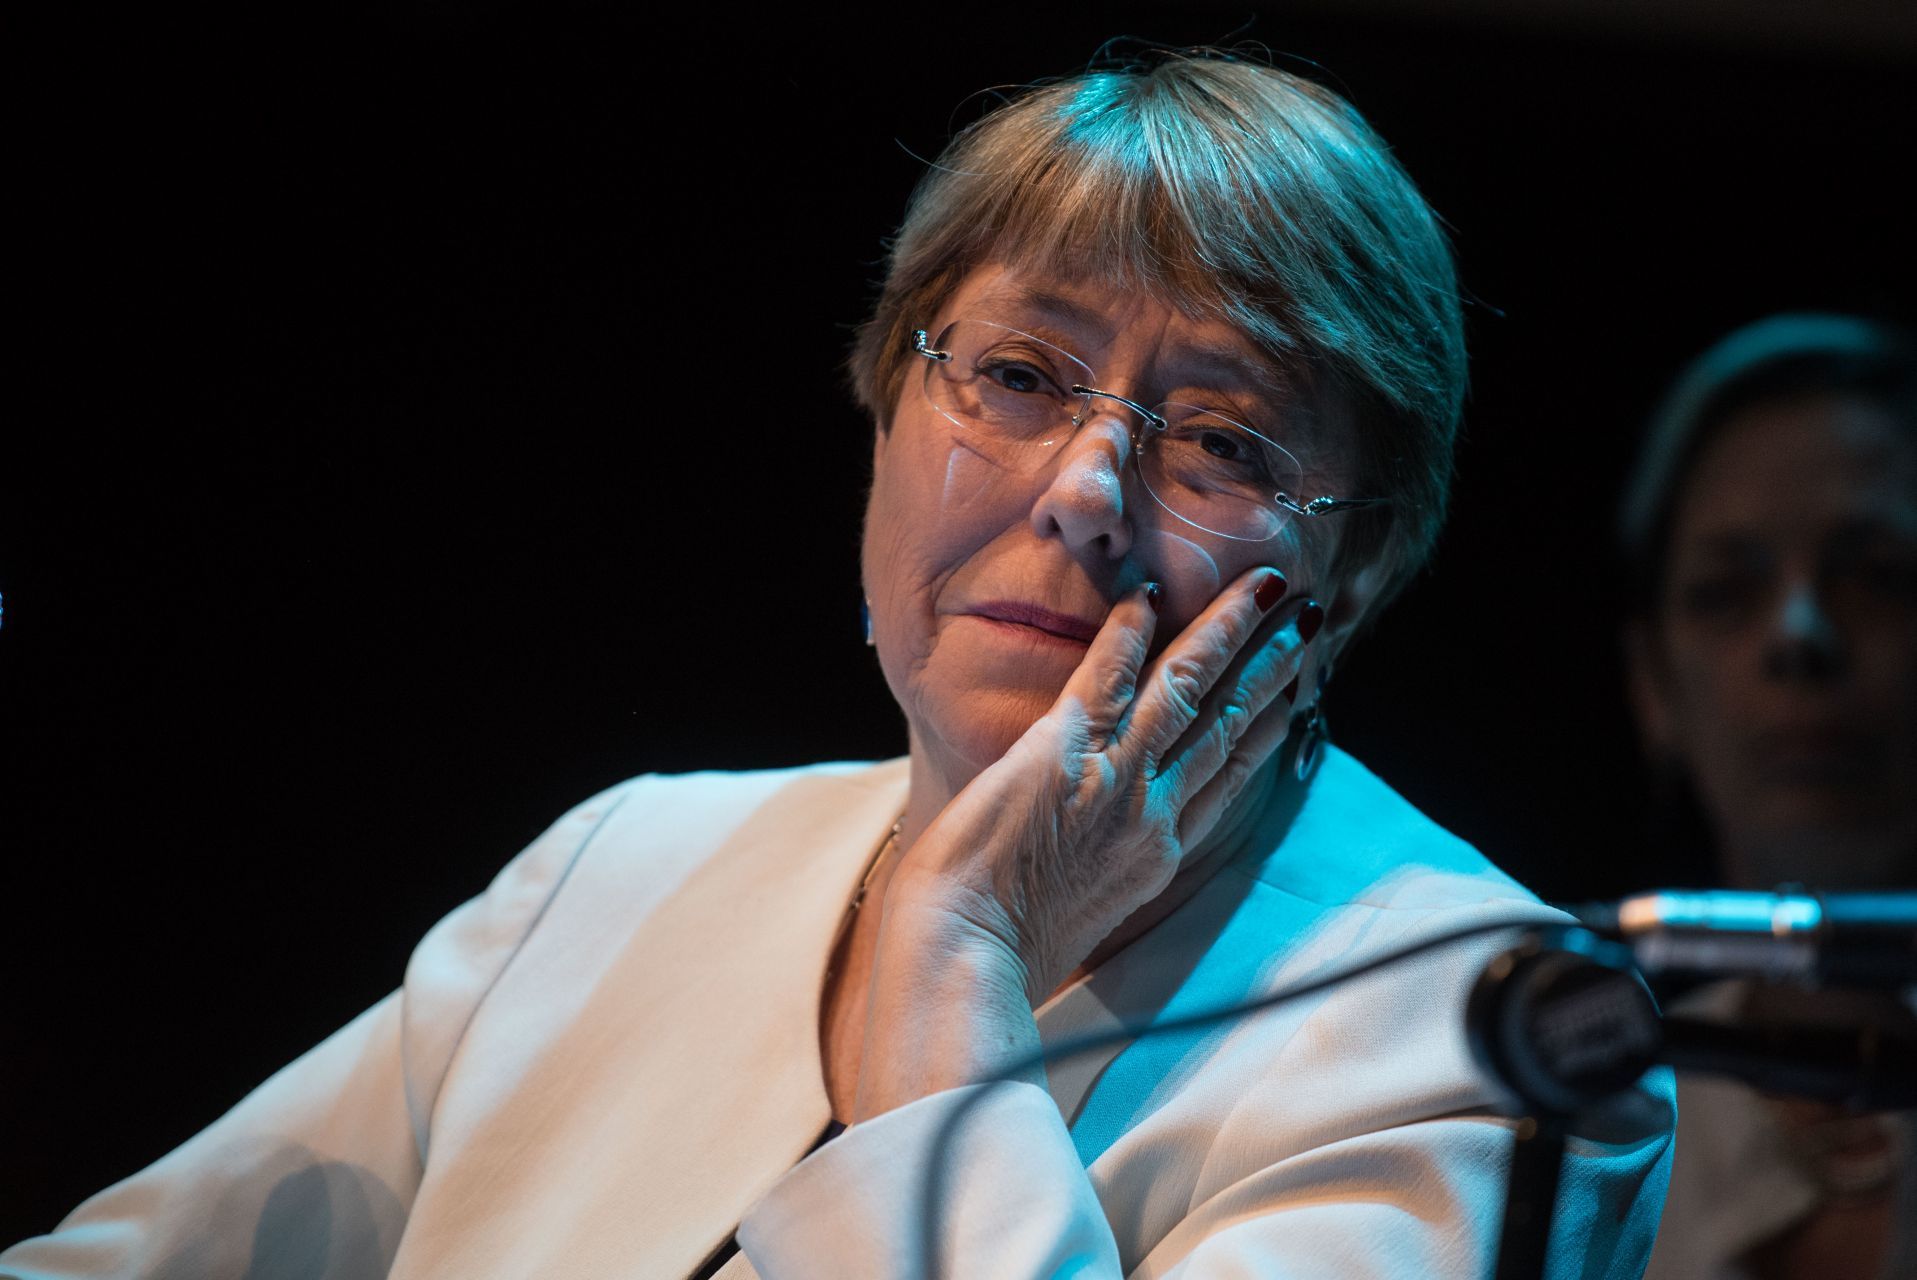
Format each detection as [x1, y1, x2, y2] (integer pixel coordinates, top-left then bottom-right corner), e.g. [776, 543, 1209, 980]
[922, 319, 1301, 541]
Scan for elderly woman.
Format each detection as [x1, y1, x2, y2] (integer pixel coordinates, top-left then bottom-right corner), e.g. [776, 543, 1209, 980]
[3, 54, 1672, 1279]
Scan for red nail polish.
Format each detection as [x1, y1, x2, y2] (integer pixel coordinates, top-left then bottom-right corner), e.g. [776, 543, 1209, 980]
[1298, 601, 1325, 643]
[1253, 571, 1288, 612]
[1145, 582, 1162, 611]
[1281, 675, 1300, 703]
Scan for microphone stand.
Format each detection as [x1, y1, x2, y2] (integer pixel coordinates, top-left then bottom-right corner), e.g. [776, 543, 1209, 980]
[1492, 1114, 1567, 1280]
[1467, 928, 1663, 1280]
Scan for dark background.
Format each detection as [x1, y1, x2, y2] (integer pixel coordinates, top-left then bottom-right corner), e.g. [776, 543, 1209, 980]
[5, 1, 1913, 1243]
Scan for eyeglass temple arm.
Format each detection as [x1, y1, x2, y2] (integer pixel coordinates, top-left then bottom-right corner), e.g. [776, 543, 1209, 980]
[912, 330, 950, 362]
[1276, 494, 1390, 517]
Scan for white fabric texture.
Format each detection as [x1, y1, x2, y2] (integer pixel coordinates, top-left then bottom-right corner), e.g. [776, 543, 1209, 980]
[3, 749, 1675, 1279]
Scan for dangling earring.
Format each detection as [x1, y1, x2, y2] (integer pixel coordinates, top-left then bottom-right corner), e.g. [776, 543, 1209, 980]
[861, 599, 875, 647]
[1293, 703, 1326, 780]
[1295, 660, 1333, 781]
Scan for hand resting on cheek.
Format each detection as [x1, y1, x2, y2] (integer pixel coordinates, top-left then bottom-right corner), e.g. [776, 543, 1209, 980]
[854, 564, 1323, 1122]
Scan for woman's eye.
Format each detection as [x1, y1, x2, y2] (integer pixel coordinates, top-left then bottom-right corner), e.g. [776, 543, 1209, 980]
[1835, 552, 1917, 603]
[1867, 559, 1917, 600]
[1198, 430, 1248, 462]
[1169, 420, 1275, 482]
[978, 359, 1053, 395]
[1678, 575, 1763, 619]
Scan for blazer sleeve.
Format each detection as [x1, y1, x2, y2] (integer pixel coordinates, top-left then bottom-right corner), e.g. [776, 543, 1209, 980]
[0, 779, 640, 1280]
[736, 910, 1677, 1280]
[738, 1079, 1674, 1280]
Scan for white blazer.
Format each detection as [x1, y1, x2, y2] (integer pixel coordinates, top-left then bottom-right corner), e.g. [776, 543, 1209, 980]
[3, 748, 1674, 1279]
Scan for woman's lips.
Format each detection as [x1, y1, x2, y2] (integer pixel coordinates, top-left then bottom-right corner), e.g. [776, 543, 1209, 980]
[966, 601, 1102, 645]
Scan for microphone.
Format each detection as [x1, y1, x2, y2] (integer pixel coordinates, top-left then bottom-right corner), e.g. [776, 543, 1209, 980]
[1466, 926, 1664, 1118]
[1561, 889, 1917, 989]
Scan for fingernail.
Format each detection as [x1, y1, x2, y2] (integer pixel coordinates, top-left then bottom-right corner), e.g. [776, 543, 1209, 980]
[1253, 571, 1288, 612]
[1298, 601, 1325, 643]
[1281, 675, 1300, 703]
[1144, 582, 1162, 612]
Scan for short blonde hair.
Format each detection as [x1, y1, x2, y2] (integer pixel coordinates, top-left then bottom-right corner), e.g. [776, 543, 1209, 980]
[849, 52, 1467, 606]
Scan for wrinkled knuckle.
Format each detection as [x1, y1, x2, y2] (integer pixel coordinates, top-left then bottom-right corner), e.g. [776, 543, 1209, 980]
[1161, 659, 1205, 709]
[1095, 663, 1137, 709]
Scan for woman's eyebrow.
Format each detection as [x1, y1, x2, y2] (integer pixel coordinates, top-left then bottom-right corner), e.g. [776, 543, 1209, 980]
[1683, 532, 1773, 566]
[1697, 532, 1763, 552]
[1166, 342, 1296, 406]
[967, 288, 1294, 403]
[970, 285, 1112, 342]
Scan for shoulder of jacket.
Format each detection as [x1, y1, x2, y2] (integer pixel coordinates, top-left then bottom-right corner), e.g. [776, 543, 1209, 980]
[1236, 745, 1551, 923]
[570, 755, 908, 857]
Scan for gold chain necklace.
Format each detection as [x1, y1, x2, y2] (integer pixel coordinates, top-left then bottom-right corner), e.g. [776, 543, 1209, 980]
[823, 814, 906, 986]
[849, 815, 906, 916]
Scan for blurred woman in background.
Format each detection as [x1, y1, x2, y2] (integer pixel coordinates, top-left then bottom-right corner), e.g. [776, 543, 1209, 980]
[1620, 314, 1917, 1280]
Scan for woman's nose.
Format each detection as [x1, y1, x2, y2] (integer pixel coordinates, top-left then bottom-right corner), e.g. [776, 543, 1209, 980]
[1763, 578, 1845, 682]
[1029, 411, 1136, 558]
